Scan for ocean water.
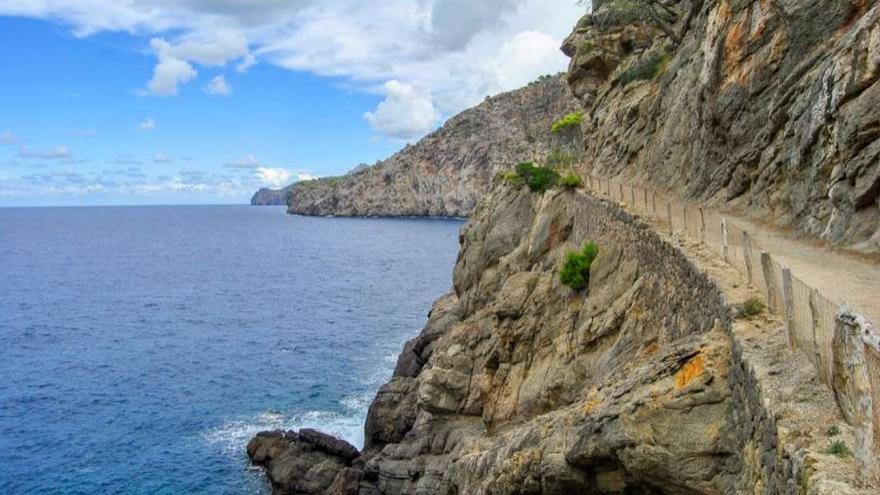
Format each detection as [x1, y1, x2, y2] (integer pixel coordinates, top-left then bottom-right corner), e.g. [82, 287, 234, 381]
[0, 205, 463, 494]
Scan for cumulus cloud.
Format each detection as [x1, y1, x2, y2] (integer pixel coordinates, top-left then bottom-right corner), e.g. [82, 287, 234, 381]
[147, 39, 198, 96]
[255, 167, 291, 187]
[364, 81, 439, 140]
[430, 0, 524, 49]
[1, 0, 582, 139]
[19, 145, 72, 160]
[236, 53, 257, 73]
[204, 75, 232, 96]
[139, 118, 155, 130]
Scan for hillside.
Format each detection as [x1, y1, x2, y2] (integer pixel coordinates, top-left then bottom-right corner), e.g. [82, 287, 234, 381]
[284, 75, 582, 217]
[250, 185, 293, 206]
[563, 0, 880, 254]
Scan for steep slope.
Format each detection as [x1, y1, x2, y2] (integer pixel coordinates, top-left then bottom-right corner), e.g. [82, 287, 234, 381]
[562, 0, 880, 254]
[285, 75, 582, 217]
[251, 185, 293, 206]
[248, 184, 861, 494]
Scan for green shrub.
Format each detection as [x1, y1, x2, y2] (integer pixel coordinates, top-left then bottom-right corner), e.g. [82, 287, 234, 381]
[560, 242, 600, 290]
[826, 425, 841, 437]
[499, 170, 525, 187]
[551, 112, 583, 134]
[559, 174, 584, 189]
[738, 297, 765, 319]
[823, 440, 850, 457]
[545, 149, 576, 169]
[514, 162, 560, 192]
[618, 51, 672, 86]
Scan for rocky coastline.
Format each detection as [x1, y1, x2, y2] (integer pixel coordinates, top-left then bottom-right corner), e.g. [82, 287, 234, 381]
[246, 1, 879, 493]
[248, 184, 863, 494]
[264, 0, 880, 253]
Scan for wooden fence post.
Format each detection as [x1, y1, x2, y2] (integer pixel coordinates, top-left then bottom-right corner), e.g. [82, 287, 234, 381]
[643, 188, 648, 214]
[699, 207, 706, 244]
[721, 217, 730, 263]
[618, 183, 624, 202]
[760, 251, 778, 313]
[682, 204, 689, 238]
[629, 186, 635, 206]
[782, 267, 794, 348]
[667, 201, 673, 234]
[743, 231, 754, 287]
[651, 192, 657, 219]
[808, 287, 824, 382]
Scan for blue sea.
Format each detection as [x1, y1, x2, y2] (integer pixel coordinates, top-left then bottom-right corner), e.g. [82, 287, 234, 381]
[0, 205, 463, 494]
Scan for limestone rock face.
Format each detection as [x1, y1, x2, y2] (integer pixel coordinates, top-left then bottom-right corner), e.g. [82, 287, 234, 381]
[251, 185, 293, 206]
[562, 1, 880, 254]
[285, 75, 582, 217]
[249, 184, 751, 494]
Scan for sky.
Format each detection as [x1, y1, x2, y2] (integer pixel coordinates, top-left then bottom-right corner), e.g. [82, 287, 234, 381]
[0, 1, 584, 206]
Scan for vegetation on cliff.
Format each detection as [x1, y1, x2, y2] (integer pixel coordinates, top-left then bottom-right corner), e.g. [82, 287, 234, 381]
[550, 111, 583, 134]
[559, 241, 599, 290]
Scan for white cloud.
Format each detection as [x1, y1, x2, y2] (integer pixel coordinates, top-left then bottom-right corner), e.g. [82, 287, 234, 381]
[491, 31, 571, 91]
[153, 153, 174, 163]
[0, 131, 21, 145]
[364, 80, 439, 140]
[112, 155, 143, 165]
[255, 167, 291, 187]
[139, 117, 155, 130]
[0, 0, 583, 138]
[225, 154, 262, 169]
[236, 53, 257, 73]
[204, 75, 232, 96]
[147, 38, 198, 96]
[19, 145, 72, 160]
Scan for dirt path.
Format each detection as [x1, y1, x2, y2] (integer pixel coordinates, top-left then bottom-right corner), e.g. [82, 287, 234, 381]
[724, 214, 880, 325]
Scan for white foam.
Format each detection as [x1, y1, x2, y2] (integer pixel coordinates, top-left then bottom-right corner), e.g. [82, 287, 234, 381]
[204, 398, 369, 456]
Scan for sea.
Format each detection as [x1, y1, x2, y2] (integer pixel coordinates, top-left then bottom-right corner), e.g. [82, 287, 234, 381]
[0, 205, 463, 494]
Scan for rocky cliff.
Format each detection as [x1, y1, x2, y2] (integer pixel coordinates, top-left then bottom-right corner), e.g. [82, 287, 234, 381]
[248, 183, 861, 494]
[285, 75, 582, 217]
[562, 0, 880, 254]
[251, 186, 293, 206]
[275, 1, 880, 254]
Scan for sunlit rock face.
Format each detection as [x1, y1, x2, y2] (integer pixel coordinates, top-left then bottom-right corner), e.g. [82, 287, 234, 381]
[563, 0, 880, 254]
[250, 185, 743, 494]
[285, 75, 582, 218]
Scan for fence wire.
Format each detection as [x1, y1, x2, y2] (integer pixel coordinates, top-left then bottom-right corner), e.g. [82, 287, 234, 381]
[588, 175, 878, 463]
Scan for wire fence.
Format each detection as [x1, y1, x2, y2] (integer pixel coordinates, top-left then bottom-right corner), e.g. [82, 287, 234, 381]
[586, 174, 880, 466]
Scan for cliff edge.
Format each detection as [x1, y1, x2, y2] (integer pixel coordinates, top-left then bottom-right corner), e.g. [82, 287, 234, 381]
[563, 0, 880, 253]
[285, 75, 581, 217]
[248, 183, 863, 494]
[251, 186, 293, 206]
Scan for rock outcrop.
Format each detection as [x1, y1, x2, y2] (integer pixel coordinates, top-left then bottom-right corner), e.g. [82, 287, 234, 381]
[251, 185, 293, 206]
[285, 75, 582, 217]
[267, 1, 880, 254]
[249, 183, 861, 494]
[562, 0, 880, 254]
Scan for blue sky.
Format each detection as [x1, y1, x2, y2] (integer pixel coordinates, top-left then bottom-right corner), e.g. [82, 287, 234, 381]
[0, 1, 582, 206]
